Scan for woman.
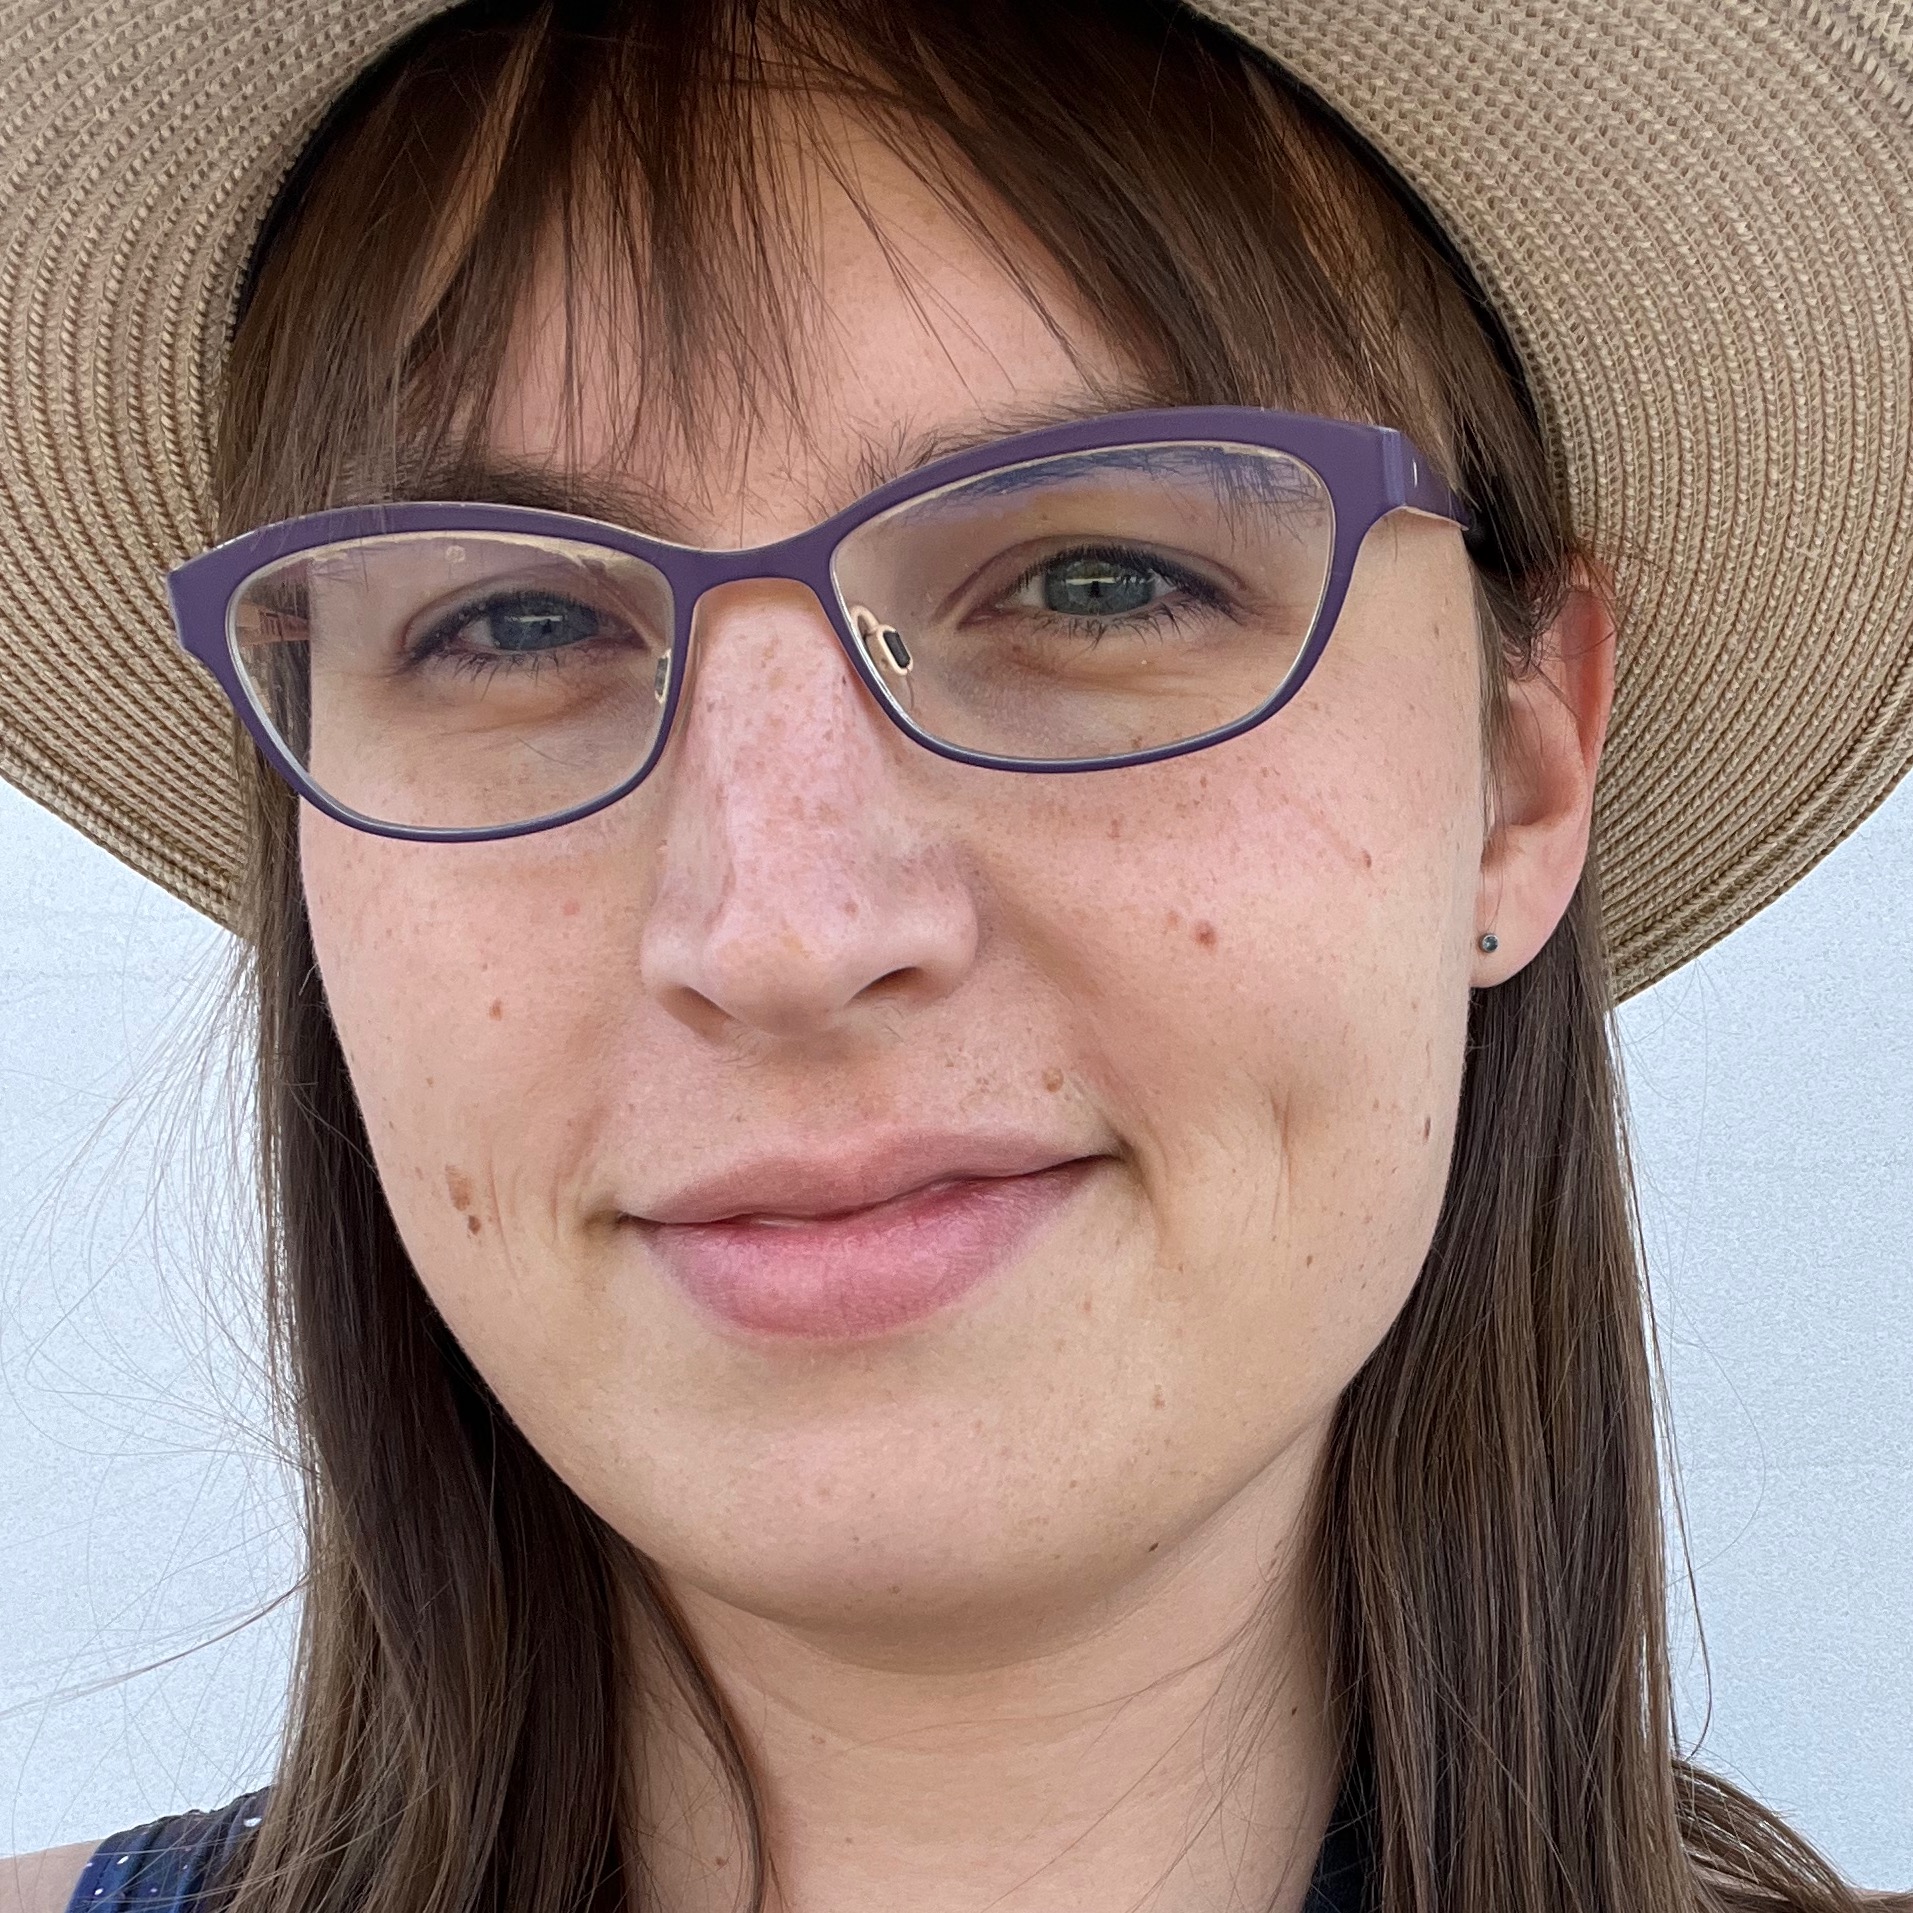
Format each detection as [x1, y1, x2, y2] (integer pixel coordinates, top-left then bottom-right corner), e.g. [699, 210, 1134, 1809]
[1, 1, 1908, 1910]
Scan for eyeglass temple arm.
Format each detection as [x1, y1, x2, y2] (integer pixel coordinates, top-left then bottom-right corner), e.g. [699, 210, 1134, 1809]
[1383, 430, 1471, 532]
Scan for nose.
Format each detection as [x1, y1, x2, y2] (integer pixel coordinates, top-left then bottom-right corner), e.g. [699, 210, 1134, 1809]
[638, 581, 980, 1042]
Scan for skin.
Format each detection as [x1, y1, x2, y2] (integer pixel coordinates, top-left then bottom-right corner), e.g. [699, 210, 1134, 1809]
[4, 125, 1613, 1913]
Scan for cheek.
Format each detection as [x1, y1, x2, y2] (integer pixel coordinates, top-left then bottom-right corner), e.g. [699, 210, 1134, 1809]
[990, 618, 1483, 1403]
[298, 809, 633, 1330]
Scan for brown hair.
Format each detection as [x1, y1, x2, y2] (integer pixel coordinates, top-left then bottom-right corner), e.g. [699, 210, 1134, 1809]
[214, 4, 1888, 1912]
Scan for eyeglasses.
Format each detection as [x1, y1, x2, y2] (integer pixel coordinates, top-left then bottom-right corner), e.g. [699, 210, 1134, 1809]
[168, 406, 1465, 841]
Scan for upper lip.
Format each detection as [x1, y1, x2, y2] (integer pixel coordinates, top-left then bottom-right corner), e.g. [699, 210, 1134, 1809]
[633, 1132, 1092, 1226]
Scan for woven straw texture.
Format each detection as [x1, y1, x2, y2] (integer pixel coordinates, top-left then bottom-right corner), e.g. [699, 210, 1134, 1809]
[2, 0, 1910, 997]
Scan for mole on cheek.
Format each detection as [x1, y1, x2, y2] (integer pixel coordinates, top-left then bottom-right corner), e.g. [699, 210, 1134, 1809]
[1042, 1067, 1065, 1093]
[488, 998, 504, 1021]
[1192, 919, 1218, 949]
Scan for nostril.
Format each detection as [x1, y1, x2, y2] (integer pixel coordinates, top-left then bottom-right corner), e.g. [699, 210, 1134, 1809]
[653, 978, 737, 1046]
[866, 962, 925, 1003]
[641, 883, 976, 1041]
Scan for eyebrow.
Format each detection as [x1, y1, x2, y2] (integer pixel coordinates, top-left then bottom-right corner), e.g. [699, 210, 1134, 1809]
[399, 460, 701, 543]
[845, 382, 1169, 495]
[411, 381, 1172, 538]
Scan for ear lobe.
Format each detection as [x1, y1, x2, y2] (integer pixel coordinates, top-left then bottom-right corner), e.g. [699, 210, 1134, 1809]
[1473, 566, 1617, 985]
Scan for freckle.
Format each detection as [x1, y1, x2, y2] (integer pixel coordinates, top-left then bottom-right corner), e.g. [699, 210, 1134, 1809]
[1305, 1253, 1315, 1267]
[1164, 908, 1183, 930]
[561, 898, 581, 917]
[1108, 815, 1124, 839]
[1363, 849, 1374, 870]
[488, 998, 503, 1021]
[1043, 1067, 1064, 1093]
[1152, 1386, 1165, 1410]
[466, 1214, 482, 1235]
[1080, 1294, 1093, 1317]
[445, 1166, 474, 1212]
[1148, 1541, 1160, 1552]
[1192, 919, 1217, 948]
[1054, 1336, 1066, 1352]
[1423, 1115, 1433, 1140]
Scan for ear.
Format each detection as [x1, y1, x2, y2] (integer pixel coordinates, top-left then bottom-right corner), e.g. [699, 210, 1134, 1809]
[1473, 565, 1617, 985]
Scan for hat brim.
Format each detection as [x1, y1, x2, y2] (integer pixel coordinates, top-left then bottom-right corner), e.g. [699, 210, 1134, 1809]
[2, 0, 1909, 997]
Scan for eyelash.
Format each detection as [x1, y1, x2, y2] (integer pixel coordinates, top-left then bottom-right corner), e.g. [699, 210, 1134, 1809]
[998, 544, 1231, 629]
[403, 590, 614, 679]
[428, 649, 560, 688]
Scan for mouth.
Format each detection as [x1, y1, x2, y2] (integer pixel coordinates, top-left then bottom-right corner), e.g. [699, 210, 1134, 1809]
[630, 1152, 1102, 1341]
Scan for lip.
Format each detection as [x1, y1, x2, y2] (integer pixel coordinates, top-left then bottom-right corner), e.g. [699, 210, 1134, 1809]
[629, 1136, 1101, 1340]
[634, 1132, 1090, 1225]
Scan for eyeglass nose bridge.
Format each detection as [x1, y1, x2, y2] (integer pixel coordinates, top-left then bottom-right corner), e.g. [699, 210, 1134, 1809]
[655, 533, 917, 746]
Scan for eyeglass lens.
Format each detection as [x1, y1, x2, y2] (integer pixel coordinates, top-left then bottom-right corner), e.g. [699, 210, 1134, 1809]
[225, 442, 1335, 832]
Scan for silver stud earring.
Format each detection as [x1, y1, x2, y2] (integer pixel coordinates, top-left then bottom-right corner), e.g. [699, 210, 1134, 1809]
[1479, 932, 1500, 954]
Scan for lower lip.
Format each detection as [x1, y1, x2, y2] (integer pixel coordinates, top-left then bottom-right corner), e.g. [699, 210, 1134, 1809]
[639, 1160, 1097, 1340]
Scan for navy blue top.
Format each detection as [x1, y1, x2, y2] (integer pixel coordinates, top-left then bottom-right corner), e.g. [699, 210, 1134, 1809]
[67, 1766, 1376, 1911]
[66, 1791, 269, 1910]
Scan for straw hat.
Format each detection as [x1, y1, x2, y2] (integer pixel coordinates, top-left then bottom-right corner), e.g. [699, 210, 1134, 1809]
[2, 1, 1909, 997]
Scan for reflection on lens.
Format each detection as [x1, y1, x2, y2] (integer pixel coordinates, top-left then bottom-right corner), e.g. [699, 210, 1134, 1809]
[228, 532, 675, 830]
[830, 442, 1334, 761]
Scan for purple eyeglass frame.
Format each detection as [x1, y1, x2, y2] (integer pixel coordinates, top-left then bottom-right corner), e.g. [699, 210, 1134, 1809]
[167, 404, 1466, 843]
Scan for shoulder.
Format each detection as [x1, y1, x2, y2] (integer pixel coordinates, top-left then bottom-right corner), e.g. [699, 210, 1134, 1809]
[0, 1843, 95, 1913]
[1, 1792, 269, 1913]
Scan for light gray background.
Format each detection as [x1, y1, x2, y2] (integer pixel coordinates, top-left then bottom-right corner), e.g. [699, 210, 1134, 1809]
[2, 775, 1909, 1880]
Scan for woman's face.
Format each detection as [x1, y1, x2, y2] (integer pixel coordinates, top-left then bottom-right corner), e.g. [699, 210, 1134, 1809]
[301, 129, 1593, 1654]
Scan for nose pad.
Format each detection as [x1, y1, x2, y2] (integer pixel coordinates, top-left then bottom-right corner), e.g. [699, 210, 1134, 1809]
[664, 580, 915, 779]
[850, 603, 912, 675]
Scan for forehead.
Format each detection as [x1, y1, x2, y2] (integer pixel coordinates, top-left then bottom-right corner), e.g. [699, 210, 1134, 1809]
[482, 118, 1154, 542]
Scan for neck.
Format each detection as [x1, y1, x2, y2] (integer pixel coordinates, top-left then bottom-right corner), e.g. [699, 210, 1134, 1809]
[628, 1429, 1339, 1913]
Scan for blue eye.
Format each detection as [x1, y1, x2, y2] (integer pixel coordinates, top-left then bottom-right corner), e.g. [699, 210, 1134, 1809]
[443, 592, 609, 655]
[998, 544, 1221, 632]
[1039, 554, 1164, 617]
